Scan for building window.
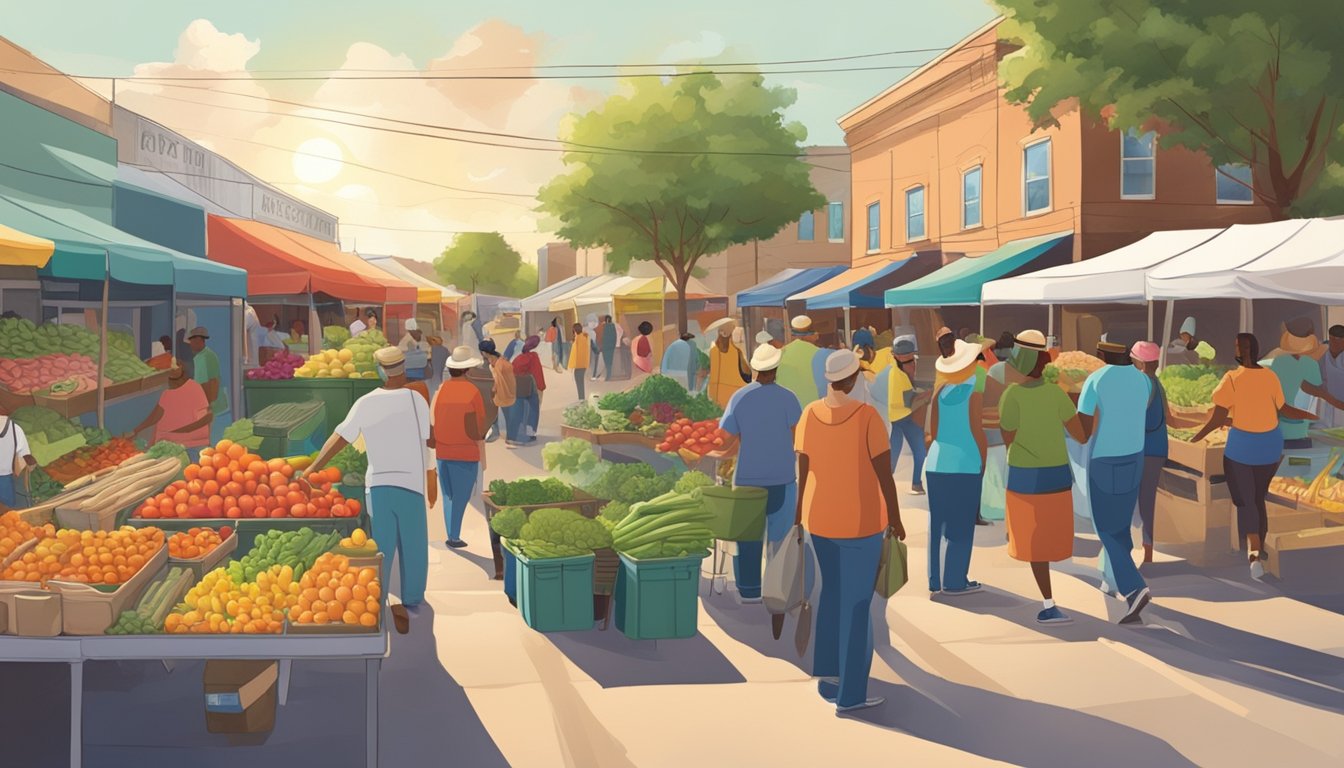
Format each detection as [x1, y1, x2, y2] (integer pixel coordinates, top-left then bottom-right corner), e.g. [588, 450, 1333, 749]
[798, 211, 815, 241]
[905, 186, 926, 242]
[1024, 139, 1052, 214]
[867, 202, 880, 252]
[827, 201, 843, 241]
[1216, 163, 1254, 204]
[1122, 129, 1156, 199]
[962, 166, 982, 229]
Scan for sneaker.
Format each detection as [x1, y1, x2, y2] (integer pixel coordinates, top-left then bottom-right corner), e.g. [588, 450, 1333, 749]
[836, 696, 886, 715]
[942, 581, 982, 597]
[485, 433, 500, 443]
[908, 486, 926, 496]
[1099, 579, 1117, 598]
[818, 678, 840, 703]
[975, 516, 991, 526]
[446, 539, 468, 549]
[736, 593, 762, 605]
[1250, 559, 1265, 581]
[1036, 606, 1073, 625]
[1120, 587, 1151, 625]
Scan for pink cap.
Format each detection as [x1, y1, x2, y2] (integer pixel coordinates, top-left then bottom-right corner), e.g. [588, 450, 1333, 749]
[1130, 341, 1160, 363]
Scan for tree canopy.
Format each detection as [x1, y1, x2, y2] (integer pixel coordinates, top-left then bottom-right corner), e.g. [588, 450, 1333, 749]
[433, 232, 536, 297]
[994, 0, 1344, 217]
[537, 71, 824, 331]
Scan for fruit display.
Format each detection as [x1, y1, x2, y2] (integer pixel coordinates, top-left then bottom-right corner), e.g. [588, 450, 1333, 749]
[2, 526, 165, 586]
[562, 402, 602, 430]
[335, 527, 378, 556]
[165, 564, 296, 634]
[1167, 426, 1229, 446]
[486, 477, 574, 506]
[1269, 475, 1312, 501]
[245, 350, 306, 380]
[1159, 364, 1226, 407]
[510, 507, 612, 559]
[656, 418, 729, 456]
[228, 527, 343, 584]
[43, 454, 184, 520]
[42, 438, 141, 485]
[0, 353, 100, 395]
[293, 348, 377, 379]
[133, 441, 357, 520]
[1312, 476, 1344, 513]
[327, 444, 367, 486]
[167, 526, 232, 560]
[610, 489, 714, 560]
[286, 552, 382, 629]
[0, 510, 51, 563]
[106, 566, 192, 635]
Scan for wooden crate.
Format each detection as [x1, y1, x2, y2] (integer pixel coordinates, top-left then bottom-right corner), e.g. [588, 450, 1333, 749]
[1228, 500, 1326, 551]
[1154, 487, 1231, 546]
[1263, 527, 1344, 580]
[1157, 465, 1229, 504]
[1166, 436, 1224, 479]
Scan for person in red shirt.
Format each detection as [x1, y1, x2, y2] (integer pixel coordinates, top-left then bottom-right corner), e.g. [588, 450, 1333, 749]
[511, 335, 547, 443]
[432, 346, 488, 549]
[128, 359, 212, 461]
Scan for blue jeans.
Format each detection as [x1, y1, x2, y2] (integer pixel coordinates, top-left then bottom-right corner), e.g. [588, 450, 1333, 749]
[486, 410, 502, 441]
[0, 474, 14, 507]
[524, 391, 540, 434]
[732, 483, 796, 599]
[503, 401, 525, 442]
[924, 472, 980, 591]
[1089, 452, 1146, 598]
[890, 416, 927, 487]
[437, 459, 479, 541]
[812, 532, 883, 708]
[366, 486, 429, 607]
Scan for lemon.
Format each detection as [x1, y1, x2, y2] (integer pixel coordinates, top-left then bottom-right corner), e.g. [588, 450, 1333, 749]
[351, 528, 367, 547]
[337, 349, 354, 363]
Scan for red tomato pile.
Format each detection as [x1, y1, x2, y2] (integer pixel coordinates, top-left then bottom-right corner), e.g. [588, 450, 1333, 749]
[656, 418, 728, 456]
[44, 438, 141, 484]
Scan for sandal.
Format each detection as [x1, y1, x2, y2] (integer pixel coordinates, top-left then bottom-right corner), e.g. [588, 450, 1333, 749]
[391, 605, 410, 635]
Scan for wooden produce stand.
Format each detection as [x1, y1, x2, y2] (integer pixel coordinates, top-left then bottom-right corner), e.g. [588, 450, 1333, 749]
[1155, 427, 1231, 555]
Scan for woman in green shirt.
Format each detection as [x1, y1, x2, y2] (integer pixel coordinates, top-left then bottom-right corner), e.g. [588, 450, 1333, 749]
[999, 330, 1086, 626]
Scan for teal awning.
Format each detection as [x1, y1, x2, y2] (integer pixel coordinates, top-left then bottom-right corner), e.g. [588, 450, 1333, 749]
[884, 231, 1073, 307]
[0, 193, 246, 297]
[114, 180, 208, 258]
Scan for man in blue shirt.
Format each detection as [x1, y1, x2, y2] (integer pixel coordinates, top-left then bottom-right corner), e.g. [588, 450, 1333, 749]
[1077, 341, 1152, 624]
[711, 343, 802, 612]
[1265, 317, 1342, 448]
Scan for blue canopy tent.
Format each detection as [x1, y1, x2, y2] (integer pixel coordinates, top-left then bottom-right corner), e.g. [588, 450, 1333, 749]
[735, 265, 848, 348]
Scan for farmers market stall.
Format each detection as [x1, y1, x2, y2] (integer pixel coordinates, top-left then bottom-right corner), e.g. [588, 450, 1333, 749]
[736, 266, 847, 353]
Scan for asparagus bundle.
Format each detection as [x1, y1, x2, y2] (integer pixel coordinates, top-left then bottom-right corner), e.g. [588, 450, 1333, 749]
[611, 489, 714, 559]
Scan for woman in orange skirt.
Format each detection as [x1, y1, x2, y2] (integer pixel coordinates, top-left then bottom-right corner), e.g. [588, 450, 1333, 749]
[998, 330, 1087, 625]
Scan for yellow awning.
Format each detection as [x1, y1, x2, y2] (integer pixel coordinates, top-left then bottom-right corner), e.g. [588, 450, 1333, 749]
[0, 223, 55, 267]
[611, 275, 717, 299]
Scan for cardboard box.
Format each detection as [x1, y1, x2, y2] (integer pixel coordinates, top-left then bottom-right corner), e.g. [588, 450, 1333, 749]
[1165, 436, 1223, 479]
[1158, 465, 1229, 504]
[1263, 527, 1344, 580]
[204, 660, 278, 734]
[1228, 500, 1326, 551]
[1154, 487, 1231, 545]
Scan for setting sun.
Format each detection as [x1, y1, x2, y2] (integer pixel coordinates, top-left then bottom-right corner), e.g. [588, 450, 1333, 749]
[292, 137, 344, 184]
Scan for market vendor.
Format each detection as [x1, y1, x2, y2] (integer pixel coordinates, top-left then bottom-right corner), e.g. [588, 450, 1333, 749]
[397, 318, 434, 380]
[187, 326, 228, 431]
[1166, 316, 1212, 366]
[1319, 325, 1344, 428]
[706, 317, 749, 407]
[147, 335, 174, 370]
[1263, 317, 1342, 448]
[127, 358, 212, 460]
[0, 403, 36, 508]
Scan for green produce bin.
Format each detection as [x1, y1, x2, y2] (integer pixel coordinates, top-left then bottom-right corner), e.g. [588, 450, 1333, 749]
[243, 379, 379, 445]
[700, 486, 768, 541]
[252, 400, 327, 458]
[516, 551, 594, 632]
[614, 552, 707, 640]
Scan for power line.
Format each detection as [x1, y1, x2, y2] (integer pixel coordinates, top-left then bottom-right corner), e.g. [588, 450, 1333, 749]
[337, 221, 540, 235]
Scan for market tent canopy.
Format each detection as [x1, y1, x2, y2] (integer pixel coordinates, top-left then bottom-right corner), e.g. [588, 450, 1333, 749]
[736, 265, 848, 308]
[1146, 218, 1326, 301]
[982, 228, 1222, 305]
[546, 274, 621, 312]
[792, 257, 924, 309]
[362, 254, 458, 305]
[116, 164, 234, 217]
[885, 231, 1073, 307]
[0, 222, 55, 267]
[557, 275, 647, 314]
[208, 216, 393, 304]
[520, 274, 599, 313]
[0, 193, 246, 296]
[113, 181, 207, 258]
[613, 275, 719, 301]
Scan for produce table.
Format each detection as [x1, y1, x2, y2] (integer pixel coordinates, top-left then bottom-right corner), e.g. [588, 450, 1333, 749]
[242, 379, 381, 442]
[0, 628, 389, 768]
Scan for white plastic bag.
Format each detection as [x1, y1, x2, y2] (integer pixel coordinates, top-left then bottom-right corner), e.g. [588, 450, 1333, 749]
[763, 524, 805, 616]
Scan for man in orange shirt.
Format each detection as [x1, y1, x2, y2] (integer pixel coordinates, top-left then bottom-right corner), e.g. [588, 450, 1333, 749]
[568, 322, 591, 401]
[433, 345, 488, 549]
[795, 349, 904, 715]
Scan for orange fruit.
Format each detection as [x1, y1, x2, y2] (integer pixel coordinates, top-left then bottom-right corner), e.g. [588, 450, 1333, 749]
[342, 610, 359, 625]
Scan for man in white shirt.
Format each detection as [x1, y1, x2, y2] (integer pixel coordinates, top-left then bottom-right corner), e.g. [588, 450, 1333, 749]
[0, 409, 35, 509]
[307, 346, 434, 635]
[397, 319, 433, 380]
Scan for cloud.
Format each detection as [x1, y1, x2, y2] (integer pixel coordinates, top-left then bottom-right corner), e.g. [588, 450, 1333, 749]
[660, 31, 726, 64]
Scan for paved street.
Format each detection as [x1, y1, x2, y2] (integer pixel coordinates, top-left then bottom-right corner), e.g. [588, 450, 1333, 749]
[4, 368, 1344, 767]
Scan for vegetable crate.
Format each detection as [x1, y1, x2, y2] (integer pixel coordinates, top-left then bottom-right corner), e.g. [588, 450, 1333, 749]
[502, 545, 518, 604]
[483, 489, 608, 519]
[614, 552, 707, 640]
[47, 544, 168, 635]
[242, 379, 381, 445]
[169, 527, 240, 579]
[700, 486, 767, 541]
[515, 551, 594, 632]
[252, 400, 327, 459]
[124, 513, 368, 558]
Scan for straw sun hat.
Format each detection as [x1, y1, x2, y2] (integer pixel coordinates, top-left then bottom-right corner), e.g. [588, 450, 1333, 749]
[935, 339, 981, 375]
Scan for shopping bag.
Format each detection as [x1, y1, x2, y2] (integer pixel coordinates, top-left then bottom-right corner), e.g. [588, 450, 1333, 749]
[874, 533, 909, 599]
[763, 525, 805, 616]
[793, 595, 812, 657]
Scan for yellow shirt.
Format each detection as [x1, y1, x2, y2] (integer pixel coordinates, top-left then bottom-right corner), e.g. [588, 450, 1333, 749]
[708, 343, 748, 407]
[887, 366, 913, 422]
[569, 332, 591, 370]
[869, 347, 894, 374]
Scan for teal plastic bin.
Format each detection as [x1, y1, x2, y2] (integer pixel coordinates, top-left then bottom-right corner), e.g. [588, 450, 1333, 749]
[253, 400, 327, 458]
[700, 486, 767, 541]
[614, 552, 707, 640]
[516, 551, 594, 632]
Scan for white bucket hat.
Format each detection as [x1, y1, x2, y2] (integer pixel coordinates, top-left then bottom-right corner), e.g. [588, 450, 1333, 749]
[750, 344, 783, 372]
[936, 339, 982, 375]
[446, 345, 483, 369]
[790, 315, 814, 333]
[823, 349, 861, 382]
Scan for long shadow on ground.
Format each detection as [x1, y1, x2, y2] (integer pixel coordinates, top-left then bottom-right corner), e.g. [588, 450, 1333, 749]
[548, 626, 745, 688]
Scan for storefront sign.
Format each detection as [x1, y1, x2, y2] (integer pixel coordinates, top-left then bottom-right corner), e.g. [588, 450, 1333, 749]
[253, 188, 336, 240]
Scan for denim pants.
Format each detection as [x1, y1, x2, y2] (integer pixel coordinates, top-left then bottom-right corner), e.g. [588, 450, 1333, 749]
[1089, 452, 1146, 598]
[0, 474, 14, 507]
[731, 483, 796, 599]
[366, 486, 429, 607]
[924, 472, 981, 591]
[1136, 455, 1165, 546]
[486, 410, 502, 440]
[503, 401, 525, 442]
[812, 532, 883, 708]
[573, 368, 586, 400]
[889, 416, 927, 487]
[437, 459, 479, 541]
[524, 391, 540, 435]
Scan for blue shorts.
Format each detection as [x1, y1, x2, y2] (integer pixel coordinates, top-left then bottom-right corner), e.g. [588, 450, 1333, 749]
[1007, 464, 1073, 495]
[1225, 427, 1283, 466]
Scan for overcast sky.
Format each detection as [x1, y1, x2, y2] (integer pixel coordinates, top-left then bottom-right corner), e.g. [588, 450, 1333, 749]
[2, 0, 995, 262]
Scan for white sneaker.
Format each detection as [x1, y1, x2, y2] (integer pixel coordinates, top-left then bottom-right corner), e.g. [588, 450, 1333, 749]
[836, 696, 885, 715]
[1249, 559, 1265, 581]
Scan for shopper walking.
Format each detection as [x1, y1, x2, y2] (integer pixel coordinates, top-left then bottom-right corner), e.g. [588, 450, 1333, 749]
[999, 331, 1087, 625]
[309, 347, 433, 635]
[707, 318, 750, 407]
[480, 340, 518, 445]
[1192, 333, 1317, 579]
[598, 315, 618, 381]
[569, 322, 591, 401]
[433, 346, 489, 551]
[1077, 341, 1153, 623]
[777, 316, 827, 406]
[710, 343, 803, 609]
[512, 335, 546, 443]
[885, 336, 927, 494]
[548, 318, 567, 373]
[924, 340, 986, 595]
[660, 332, 699, 392]
[1131, 341, 1169, 564]
[795, 349, 904, 715]
[632, 321, 655, 374]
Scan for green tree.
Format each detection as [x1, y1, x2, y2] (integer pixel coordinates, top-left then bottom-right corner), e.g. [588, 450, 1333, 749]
[994, 1, 1344, 218]
[433, 232, 533, 297]
[537, 71, 824, 332]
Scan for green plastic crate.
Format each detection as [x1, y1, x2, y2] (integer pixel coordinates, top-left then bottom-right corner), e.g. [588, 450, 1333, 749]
[700, 486, 768, 541]
[516, 551, 594, 632]
[614, 552, 707, 640]
[243, 379, 377, 445]
[253, 400, 327, 458]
